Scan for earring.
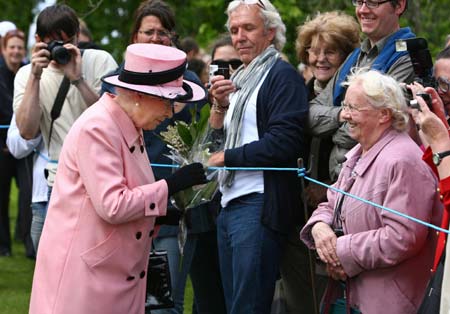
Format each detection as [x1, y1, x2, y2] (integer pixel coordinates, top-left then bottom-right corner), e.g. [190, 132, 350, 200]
[135, 102, 140, 107]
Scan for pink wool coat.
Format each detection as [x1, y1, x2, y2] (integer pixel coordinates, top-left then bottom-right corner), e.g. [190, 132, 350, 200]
[29, 94, 168, 314]
[301, 128, 442, 314]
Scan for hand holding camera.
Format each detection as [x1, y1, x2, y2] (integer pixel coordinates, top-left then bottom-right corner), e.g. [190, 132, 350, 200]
[30, 42, 52, 79]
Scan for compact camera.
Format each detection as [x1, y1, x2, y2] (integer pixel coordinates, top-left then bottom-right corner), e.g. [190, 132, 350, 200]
[46, 40, 71, 65]
[408, 92, 433, 111]
[209, 64, 230, 80]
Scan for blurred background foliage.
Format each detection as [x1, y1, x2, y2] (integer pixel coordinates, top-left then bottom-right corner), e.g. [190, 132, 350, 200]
[1, 0, 449, 65]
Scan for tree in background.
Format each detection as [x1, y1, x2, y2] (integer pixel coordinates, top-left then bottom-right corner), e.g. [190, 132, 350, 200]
[1, 0, 450, 65]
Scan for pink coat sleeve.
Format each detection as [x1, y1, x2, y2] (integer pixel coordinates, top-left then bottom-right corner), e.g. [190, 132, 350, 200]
[75, 124, 168, 225]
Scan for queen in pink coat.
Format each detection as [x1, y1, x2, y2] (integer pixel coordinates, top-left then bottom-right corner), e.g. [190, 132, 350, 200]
[29, 44, 207, 314]
[300, 70, 442, 314]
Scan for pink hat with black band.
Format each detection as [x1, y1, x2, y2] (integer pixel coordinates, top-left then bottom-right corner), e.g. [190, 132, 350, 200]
[102, 43, 206, 103]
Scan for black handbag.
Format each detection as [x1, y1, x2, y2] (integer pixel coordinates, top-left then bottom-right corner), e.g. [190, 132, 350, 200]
[145, 250, 174, 310]
[417, 253, 445, 314]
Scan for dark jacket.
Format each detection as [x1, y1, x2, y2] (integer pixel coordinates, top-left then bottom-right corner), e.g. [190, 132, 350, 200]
[225, 59, 309, 233]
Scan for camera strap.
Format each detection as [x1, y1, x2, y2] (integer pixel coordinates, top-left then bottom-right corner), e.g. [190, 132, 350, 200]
[47, 76, 70, 151]
[47, 49, 85, 151]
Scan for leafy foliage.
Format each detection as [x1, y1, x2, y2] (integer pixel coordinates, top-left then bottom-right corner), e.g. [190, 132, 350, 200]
[1, 1, 449, 65]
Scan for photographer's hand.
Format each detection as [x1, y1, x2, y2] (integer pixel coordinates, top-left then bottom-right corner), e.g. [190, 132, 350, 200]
[62, 43, 99, 106]
[411, 96, 450, 150]
[311, 222, 340, 267]
[30, 42, 51, 80]
[15, 42, 50, 140]
[424, 87, 449, 129]
[209, 76, 235, 129]
[61, 43, 82, 82]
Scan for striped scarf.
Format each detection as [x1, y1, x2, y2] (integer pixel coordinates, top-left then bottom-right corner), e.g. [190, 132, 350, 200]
[220, 45, 280, 187]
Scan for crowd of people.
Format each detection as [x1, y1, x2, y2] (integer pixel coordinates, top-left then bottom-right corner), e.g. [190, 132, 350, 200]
[0, 0, 450, 314]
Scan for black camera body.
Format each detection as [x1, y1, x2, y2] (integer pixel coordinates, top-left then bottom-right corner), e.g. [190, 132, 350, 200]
[396, 37, 436, 110]
[209, 64, 230, 80]
[46, 40, 71, 65]
[396, 37, 435, 88]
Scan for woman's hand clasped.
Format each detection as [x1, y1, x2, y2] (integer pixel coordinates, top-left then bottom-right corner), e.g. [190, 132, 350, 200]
[311, 222, 341, 267]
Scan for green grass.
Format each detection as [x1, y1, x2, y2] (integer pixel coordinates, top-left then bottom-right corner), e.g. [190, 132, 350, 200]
[0, 182, 35, 314]
[0, 181, 194, 314]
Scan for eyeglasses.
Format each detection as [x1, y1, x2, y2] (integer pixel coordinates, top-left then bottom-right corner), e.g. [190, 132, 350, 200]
[307, 47, 341, 61]
[437, 76, 450, 93]
[240, 0, 266, 9]
[341, 101, 374, 113]
[352, 0, 392, 9]
[211, 59, 243, 70]
[138, 29, 171, 39]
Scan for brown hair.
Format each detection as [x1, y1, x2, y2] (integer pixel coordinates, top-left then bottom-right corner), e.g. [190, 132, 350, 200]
[2, 29, 25, 50]
[296, 11, 360, 64]
[130, 0, 176, 44]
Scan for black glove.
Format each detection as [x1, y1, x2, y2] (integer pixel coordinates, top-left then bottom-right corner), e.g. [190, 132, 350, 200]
[165, 162, 207, 196]
[155, 207, 182, 226]
[155, 208, 192, 228]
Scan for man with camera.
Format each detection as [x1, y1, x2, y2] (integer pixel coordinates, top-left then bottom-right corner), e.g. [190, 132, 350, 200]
[13, 4, 117, 191]
[208, 1, 308, 313]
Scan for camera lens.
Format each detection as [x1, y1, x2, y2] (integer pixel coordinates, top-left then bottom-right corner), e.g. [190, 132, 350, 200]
[52, 46, 71, 65]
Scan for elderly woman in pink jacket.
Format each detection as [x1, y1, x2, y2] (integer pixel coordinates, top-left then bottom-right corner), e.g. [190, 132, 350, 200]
[300, 69, 442, 314]
[29, 43, 207, 314]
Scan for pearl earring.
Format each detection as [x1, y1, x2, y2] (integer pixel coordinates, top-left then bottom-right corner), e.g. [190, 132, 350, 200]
[135, 102, 140, 107]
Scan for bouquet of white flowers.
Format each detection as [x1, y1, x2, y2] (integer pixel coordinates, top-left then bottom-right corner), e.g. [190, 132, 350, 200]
[159, 105, 220, 254]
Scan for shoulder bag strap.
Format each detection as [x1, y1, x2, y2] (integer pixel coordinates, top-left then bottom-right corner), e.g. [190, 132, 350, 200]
[47, 49, 85, 151]
[47, 76, 70, 151]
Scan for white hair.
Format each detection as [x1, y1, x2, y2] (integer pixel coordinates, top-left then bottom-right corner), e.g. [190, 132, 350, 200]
[344, 69, 409, 132]
[225, 0, 286, 51]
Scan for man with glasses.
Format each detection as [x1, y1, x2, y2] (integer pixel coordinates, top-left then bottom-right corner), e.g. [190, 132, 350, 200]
[208, 1, 308, 313]
[308, 0, 415, 181]
[13, 4, 117, 193]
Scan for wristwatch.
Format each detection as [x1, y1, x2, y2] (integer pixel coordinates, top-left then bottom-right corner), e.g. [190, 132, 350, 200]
[432, 150, 450, 166]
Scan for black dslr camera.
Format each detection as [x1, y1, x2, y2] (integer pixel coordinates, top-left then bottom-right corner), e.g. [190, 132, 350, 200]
[46, 40, 71, 65]
[396, 37, 435, 110]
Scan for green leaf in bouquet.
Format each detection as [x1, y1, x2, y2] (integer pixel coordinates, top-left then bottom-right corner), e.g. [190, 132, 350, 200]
[197, 105, 211, 136]
[176, 122, 193, 149]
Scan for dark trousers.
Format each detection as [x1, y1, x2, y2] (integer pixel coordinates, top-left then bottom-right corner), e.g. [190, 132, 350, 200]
[191, 229, 226, 314]
[0, 150, 34, 257]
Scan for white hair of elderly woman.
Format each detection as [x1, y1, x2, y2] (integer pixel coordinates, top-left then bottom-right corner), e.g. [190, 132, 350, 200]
[343, 68, 409, 132]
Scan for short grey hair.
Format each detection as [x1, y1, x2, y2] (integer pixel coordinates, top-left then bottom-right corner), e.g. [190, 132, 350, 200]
[344, 69, 409, 132]
[225, 0, 286, 51]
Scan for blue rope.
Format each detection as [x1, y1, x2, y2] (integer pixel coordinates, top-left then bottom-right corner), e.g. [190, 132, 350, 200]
[33, 149, 58, 164]
[0, 125, 9, 129]
[300, 169, 450, 235]
[150, 162, 450, 234]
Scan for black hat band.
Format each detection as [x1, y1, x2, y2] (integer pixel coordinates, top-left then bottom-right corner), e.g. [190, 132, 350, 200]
[118, 59, 187, 85]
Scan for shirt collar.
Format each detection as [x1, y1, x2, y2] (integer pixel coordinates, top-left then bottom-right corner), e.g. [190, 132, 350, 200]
[360, 30, 398, 55]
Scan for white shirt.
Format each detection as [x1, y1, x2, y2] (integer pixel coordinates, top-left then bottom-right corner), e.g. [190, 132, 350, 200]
[220, 71, 270, 207]
[6, 113, 48, 203]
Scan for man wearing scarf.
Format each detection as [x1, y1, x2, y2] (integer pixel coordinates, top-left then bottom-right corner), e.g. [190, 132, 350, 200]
[308, 0, 414, 181]
[208, 1, 308, 313]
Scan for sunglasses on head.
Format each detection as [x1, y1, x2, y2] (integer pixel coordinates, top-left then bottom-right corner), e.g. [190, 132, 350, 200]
[211, 59, 243, 70]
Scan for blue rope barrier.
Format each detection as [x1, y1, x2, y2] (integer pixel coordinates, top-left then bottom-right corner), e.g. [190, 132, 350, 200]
[302, 173, 450, 235]
[150, 162, 450, 235]
[0, 125, 9, 129]
[33, 149, 58, 164]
